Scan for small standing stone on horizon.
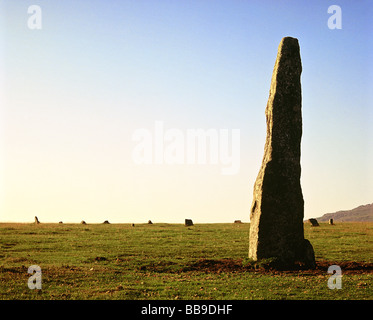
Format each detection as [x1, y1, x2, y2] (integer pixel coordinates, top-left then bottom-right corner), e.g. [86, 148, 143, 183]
[34, 216, 40, 224]
[309, 218, 320, 227]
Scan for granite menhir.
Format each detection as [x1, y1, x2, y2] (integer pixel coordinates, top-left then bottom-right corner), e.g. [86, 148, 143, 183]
[249, 37, 316, 269]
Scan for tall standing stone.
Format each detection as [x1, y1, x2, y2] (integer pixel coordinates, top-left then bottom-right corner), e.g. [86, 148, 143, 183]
[249, 37, 315, 269]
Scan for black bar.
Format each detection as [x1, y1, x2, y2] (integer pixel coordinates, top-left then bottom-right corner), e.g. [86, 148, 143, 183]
[0, 300, 370, 318]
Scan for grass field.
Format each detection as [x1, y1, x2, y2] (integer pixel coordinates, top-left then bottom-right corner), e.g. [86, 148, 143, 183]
[0, 222, 372, 300]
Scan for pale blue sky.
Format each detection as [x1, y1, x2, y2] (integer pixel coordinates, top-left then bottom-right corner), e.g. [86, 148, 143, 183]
[0, 0, 372, 223]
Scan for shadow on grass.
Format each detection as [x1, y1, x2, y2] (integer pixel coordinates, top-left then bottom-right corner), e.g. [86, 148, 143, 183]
[133, 258, 373, 274]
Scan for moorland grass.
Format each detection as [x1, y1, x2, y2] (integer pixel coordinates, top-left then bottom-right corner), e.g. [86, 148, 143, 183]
[0, 222, 372, 300]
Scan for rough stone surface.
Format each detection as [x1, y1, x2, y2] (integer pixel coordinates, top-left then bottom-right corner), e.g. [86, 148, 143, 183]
[249, 37, 315, 269]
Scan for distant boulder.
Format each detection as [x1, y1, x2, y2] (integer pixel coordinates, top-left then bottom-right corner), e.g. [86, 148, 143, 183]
[103, 220, 110, 224]
[185, 219, 194, 227]
[34, 216, 40, 224]
[308, 218, 319, 227]
[80, 220, 87, 225]
[234, 220, 242, 224]
[148, 220, 153, 224]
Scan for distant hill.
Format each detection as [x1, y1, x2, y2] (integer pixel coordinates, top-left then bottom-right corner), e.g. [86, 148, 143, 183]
[316, 203, 373, 222]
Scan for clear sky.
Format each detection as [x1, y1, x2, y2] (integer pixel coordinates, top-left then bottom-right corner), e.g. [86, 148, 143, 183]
[0, 0, 372, 223]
